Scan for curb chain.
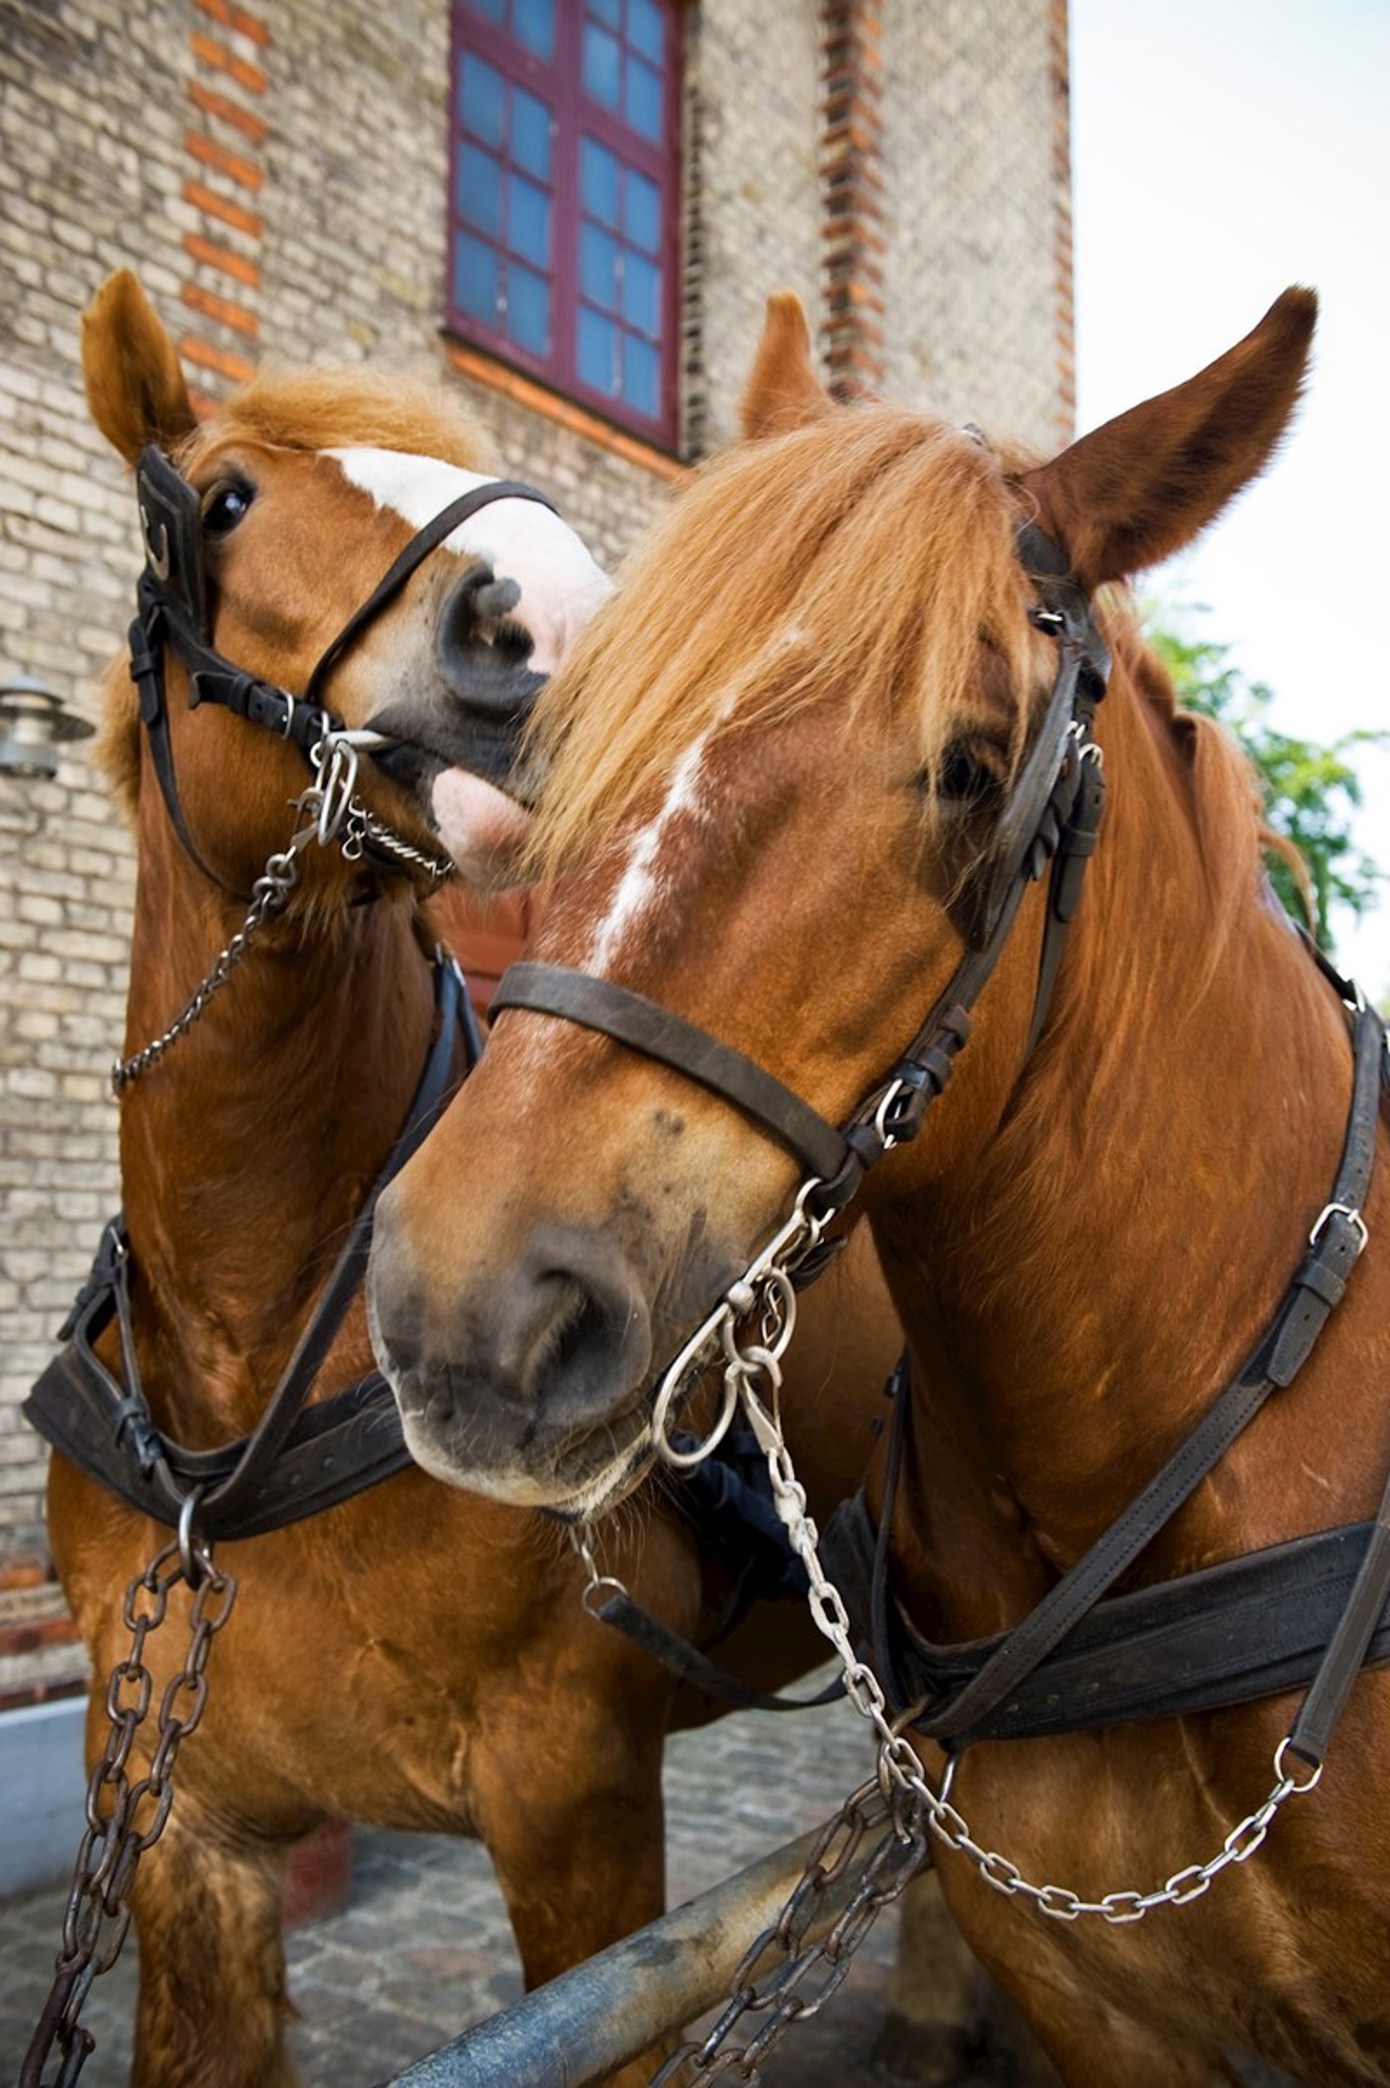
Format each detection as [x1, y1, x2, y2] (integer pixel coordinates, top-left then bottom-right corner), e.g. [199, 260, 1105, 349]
[20, 1532, 237, 2088]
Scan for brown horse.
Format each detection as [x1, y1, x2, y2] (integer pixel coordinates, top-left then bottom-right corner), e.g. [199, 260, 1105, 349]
[40, 272, 903, 2088]
[368, 288, 1390, 2086]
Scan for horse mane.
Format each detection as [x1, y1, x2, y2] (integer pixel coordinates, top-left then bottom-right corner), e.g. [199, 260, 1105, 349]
[524, 404, 1035, 880]
[98, 366, 497, 822]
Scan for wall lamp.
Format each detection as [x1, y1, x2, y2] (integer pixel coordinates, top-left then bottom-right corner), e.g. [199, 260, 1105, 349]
[0, 675, 95, 781]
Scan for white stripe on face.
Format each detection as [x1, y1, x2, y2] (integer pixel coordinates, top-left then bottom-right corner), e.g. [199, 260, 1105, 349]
[326, 446, 611, 674]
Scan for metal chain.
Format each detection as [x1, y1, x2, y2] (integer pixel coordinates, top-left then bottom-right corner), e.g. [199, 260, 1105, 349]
[649, 1781, 928, 2084]
[20, 1530, 237, 2088]
[722, 1326, 1323, 1927]
[111, 732, 451, 1094]
[110, 812, 315, 1092]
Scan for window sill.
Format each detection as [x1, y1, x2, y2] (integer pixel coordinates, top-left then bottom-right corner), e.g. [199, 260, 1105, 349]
[443, 337, 690, 483]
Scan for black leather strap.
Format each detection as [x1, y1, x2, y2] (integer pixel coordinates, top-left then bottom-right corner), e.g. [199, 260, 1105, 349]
[591, 1587, 844, 1713]
[492, 961, 852, 1182]
[304, 479, 557, 708]
[25, 955, 473, 1541]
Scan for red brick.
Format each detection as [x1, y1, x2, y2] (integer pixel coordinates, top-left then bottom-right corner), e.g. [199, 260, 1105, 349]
[182, 282, 260, 337]
[180, 333, 258, 384]
[183, 178, 262, 238]
[188, 78, 269, 143]
[191, 30, 269, 93]
[195, 0, 271, 47]
[185, 129, 263, 191]
[183, 231, 260, 287]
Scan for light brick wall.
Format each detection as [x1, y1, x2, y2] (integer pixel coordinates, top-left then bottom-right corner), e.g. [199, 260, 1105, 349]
[879, 0, 1071, 451]
[0, 0, 1071, 1694]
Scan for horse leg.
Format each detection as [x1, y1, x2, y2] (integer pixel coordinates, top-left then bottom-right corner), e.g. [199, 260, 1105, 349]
[128, 1801, 298, 2088]
[473, 1710, 670, 2088]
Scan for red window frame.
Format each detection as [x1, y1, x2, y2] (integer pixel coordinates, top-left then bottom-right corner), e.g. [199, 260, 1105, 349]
[447, 0, 683, 451]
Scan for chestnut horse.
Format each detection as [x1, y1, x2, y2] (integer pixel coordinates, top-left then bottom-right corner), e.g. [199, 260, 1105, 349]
[368, 288, 1390, 2086]
[35, 273, 902, 2088]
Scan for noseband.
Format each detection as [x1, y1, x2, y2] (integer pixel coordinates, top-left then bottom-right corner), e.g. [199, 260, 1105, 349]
[491, 520, 1111, 1215]
[130, 443, 558, 897]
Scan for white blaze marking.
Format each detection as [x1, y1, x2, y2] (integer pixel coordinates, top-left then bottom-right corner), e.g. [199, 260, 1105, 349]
[588, 731, 712, 975]
[326, 446, 611, 674]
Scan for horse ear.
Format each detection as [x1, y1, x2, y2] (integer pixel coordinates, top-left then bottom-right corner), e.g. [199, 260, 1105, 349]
[1020, 288, 1317, 592]
[82, 269, 198, 466]
[740, 292, 835, 440]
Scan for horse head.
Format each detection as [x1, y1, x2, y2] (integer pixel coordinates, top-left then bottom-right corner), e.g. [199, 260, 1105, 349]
[368, 286, 1317, 1517]
[83, 269, 609, 900]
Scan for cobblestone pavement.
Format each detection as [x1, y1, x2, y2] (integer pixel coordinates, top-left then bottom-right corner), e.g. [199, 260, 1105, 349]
[0, 1674, 1301, 2087]
[1, 1674, 930, 2086]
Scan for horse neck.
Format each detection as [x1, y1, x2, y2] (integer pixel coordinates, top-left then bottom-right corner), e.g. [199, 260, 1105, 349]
[117, 793, 438, 1444]
[875, 644, 1376, 1633]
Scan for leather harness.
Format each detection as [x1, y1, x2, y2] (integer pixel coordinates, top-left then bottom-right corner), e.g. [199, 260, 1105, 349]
[486, 521, 1390, 1776]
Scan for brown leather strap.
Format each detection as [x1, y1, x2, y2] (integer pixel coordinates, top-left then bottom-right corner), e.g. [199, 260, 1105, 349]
[491, 961, 852, 1182]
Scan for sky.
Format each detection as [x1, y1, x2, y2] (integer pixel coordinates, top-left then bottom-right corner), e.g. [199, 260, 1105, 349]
[1070, 0, 1390, 1003]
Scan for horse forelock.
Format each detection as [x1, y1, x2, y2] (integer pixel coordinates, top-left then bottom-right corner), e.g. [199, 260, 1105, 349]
[187, 364, 498, 474]
[523, 405, 1036, 886]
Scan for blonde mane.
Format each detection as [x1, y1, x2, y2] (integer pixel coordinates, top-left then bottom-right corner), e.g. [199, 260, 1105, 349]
[525, 405, 1035, 880]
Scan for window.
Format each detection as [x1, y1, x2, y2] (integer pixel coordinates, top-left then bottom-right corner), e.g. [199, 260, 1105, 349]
[448, 0, 681, 448]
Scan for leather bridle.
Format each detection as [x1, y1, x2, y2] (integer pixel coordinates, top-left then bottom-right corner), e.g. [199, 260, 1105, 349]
[491, 521, 1112, 1217]
[129, 442, 557, 898]
[486, 520, 1390, 1785]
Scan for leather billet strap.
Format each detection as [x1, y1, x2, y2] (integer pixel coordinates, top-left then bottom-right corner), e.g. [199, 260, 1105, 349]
[25, 955, 474, 1542]
[825, 995, 1387, 1757]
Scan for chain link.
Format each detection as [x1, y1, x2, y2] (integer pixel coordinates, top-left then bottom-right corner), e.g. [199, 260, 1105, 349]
[111, 735, 452, 1094]
[649, 1781, 928, 2085]
[21, 1534, 237, 2088]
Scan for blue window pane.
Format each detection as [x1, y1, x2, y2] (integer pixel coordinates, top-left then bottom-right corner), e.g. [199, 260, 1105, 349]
[514, 0, 554, 59]
[578, 306, 618, 394]
[626, 56, 662, 140]
[580, 223, 619, 310]
[506, 264, 550, 354]
[588, 0, 620, 23]
[508, 173, 550, 267]
[624, 168, 660, 253]
[583, 23, 621, 108]
[460, 54, 503, 149]
[458, 144, 503, 237]
[454, 233, 499, 324]
[464, 0, 505, 20]
[623, 333, 660, 417]
[621, 249, 660, 334]
[512, 86, 552, 181]
[629, 0, 664, 65]
[580, 137, 619, 225]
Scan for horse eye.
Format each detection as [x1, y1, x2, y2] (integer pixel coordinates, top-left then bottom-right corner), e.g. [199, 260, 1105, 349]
[935, 741, 1005, 805]
[203, 481, 254, 536]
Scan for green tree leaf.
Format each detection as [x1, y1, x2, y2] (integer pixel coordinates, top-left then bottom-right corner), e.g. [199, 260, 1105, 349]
[1145, 604, 1388, 953]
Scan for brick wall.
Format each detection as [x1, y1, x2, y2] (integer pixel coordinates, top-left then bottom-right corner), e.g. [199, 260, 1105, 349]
[0, 0, 1071, 1697]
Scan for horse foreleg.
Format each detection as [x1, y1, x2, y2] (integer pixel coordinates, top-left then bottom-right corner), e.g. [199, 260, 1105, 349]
[128, 1803, 298, 2088]
[473, 1713, 670, 2088]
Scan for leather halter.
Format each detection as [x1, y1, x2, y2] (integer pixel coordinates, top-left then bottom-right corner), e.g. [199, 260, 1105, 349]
[130, 444, 557, 897]
[491, 522, 1111, 1220]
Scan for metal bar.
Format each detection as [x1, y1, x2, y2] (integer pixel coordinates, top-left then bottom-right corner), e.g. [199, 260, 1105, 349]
[388, 1822, 876, 2087]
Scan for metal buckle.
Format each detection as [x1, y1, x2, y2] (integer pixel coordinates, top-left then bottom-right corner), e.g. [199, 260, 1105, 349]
[1308, 1201, 1369, 1256]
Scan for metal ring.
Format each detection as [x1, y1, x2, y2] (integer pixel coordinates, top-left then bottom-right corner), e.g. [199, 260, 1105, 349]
[580, 1575, 630, 1619]
[176, 1486, 206, 1586]
[1273, 1737, 1323, 1794]
[653, 1361, 740, 1470]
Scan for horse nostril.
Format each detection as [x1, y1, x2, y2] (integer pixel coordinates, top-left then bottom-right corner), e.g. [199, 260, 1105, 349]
[436, 563, 547, 722]
[516, 1230, 652, 1428]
